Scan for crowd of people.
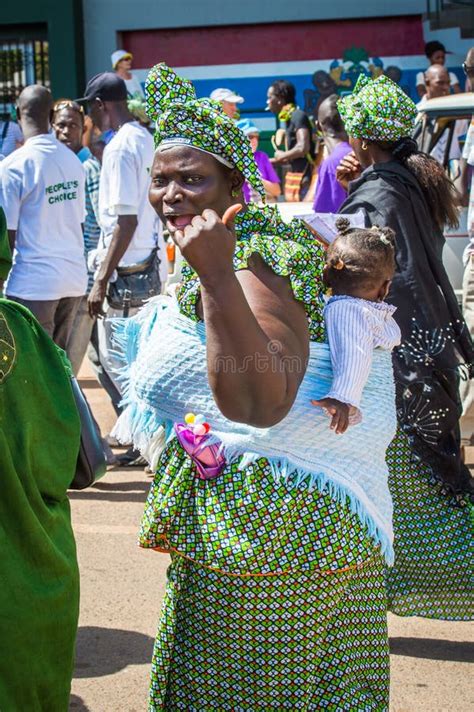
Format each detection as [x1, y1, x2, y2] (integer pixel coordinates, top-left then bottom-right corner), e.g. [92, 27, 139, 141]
[0, 39, 473, 711]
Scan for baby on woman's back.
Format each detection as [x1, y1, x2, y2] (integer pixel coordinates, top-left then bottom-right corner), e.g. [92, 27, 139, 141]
[312, 217, 401, 433]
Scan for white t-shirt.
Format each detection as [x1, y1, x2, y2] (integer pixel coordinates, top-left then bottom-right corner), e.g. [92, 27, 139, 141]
[0, 133, 88, 300]
[416, 70, 459, 88]
[124, 74, 144, 99]
[98, 121, 156, 265]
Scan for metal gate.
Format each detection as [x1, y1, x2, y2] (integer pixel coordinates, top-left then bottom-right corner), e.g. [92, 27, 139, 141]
[0, 27, 49, 118]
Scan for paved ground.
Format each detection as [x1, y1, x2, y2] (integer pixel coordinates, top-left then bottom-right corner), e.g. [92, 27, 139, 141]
[69, 366, 473, 712]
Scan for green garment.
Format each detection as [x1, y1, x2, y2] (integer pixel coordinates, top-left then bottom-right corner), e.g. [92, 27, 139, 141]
[386, 431, 473, 620]
[0, 298, 80, 711]
[145, 63, 265, 196]
[337, 74, 417, 143]
[0, 208, 12, 281]
[149, 553, 389, 710]
[141, 205, 389, 708]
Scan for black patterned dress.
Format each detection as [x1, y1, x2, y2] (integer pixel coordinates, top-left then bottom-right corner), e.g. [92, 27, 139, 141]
[341, 161, 474, 621]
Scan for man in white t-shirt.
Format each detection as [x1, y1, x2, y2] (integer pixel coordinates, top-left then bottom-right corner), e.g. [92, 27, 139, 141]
[416, 40, 460, 99]
[76, 73, 166, 462]
[111, 50, 144, 99]
[0, 85, 87, 350]
[415, 65, 467, 165]
[77, 72, 166, 315]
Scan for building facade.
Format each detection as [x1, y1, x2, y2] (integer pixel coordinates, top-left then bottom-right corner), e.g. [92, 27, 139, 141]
[0, 0, 84, 115]
[0, 0, 471, 118]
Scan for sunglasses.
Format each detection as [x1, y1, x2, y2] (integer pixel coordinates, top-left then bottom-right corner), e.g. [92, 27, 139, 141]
[52, 99, 84, 114]
[462, 62, 474, 77]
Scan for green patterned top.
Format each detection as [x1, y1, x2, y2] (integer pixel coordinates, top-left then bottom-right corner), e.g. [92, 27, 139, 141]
[140, 204, 376, 575]
[178, 202, 326, 341]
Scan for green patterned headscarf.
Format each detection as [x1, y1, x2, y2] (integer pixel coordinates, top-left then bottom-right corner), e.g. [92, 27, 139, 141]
[338, 74, 417, 143]
[145, 63, 264, 196]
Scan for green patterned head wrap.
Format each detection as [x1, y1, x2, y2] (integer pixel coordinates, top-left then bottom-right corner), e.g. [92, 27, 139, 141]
[337, 74, 417, 143]
[145, 63, 264, 196]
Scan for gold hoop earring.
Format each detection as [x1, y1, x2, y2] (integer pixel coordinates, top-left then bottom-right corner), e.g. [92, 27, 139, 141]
[361, 140, 368, 151]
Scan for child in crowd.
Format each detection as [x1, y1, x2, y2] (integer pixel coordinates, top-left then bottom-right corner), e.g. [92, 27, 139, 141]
[312, 217, 401, 433]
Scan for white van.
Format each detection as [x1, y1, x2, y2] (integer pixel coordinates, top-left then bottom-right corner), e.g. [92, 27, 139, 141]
[416, 92, 473, 301]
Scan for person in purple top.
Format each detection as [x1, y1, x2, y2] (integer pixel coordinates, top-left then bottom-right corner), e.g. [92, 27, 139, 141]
[313, 95, 352, 213]
[236, 119, 281, 204]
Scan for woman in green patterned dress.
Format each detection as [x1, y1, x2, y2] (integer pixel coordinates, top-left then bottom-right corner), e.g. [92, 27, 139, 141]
[120, 64, 395, 711]
[336, 75, 474, 620]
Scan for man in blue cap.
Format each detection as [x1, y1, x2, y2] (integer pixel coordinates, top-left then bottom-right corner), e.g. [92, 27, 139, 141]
[77, 72, 167, 465]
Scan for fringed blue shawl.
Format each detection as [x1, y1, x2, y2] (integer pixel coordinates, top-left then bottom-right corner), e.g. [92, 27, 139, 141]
[111, 296, 397, 563]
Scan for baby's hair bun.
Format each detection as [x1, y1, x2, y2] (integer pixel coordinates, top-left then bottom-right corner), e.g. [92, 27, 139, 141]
[379, 226, 395, 246]
[330, 257, 345, 270]
[335, 217, 351, 234]
[372, 224, 396, 247]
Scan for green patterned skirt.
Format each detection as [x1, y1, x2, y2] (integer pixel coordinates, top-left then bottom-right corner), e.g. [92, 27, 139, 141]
[149, 554, 389, 710]
[386, 432, 474, 621]
[142, 442, 390, 710]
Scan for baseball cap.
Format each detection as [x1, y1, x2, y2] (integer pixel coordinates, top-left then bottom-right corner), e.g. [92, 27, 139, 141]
[236, 118, 260, 136]
[76, 73, 128, 103]
[111, 49, 133, 69]
[210, 88, 244, 104]
[425, 41, 451, 58]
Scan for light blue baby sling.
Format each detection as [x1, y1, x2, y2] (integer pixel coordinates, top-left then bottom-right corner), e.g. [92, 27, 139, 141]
[112, 296, 397, 563]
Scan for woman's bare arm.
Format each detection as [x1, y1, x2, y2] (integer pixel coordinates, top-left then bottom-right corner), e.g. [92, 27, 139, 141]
[202, 254, 309, 427]
[173, 208, 309, 428]
[271, 128, 310, 164]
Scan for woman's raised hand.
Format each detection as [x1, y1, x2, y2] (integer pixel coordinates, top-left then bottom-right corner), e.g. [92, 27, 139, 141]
[171, 204, 242, 287]
[335, 151, 362, 190]
[221, 203, 243, 228]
